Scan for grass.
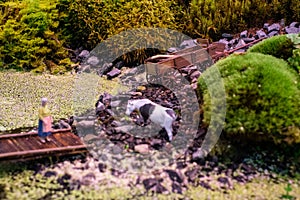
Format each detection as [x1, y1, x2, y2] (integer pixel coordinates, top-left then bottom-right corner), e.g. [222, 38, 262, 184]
[0, 71, 123, 132]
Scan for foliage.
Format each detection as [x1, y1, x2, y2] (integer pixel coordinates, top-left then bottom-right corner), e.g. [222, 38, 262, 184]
[287, 34, 300, 74]
[249, 34, 300, 74]
[0, 72, 121, 132]
[198, 52, 300, 144]
[59, 0, 181, 65]
[180, 0, 300, 41]
[248, 35, 294, 60]
[0, 0, 72, 73]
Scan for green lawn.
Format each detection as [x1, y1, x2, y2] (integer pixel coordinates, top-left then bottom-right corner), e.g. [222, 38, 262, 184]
[0, 71, 122, 132]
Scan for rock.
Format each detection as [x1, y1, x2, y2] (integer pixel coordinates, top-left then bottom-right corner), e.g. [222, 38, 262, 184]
[185, 168, 199, 182]
[57, 173, 72, 188]
[44, 171, 57, 178]
[190, 71, 201, 80]
[114, 61, 124, 69]
[111, 120, 122, 127]
[114, 125, 134, 133]
[267, 30, 279, 37]
[199, 181, 212, 190]
[84, 134, 98, 142]
[179, 39, 198, 49]
[142, 178, 167, 194]
[111, 145, 123, 155]
[240, 30, 248, 38]
[58, 119, 71, 129]
[78, 50, 90, 59]
[136, 85, 147, 91]
[107, 68, 121, 80]
[134, 144, 150, 154]
[150, 138, 163, 149]
[96, 101, 105, 114]
[267, 23, 280, 33]
[285, 27, 300, 34]
[217, 177, 229, 184]
[164, 169, 183, 183]
[256, 30, 267, 38]
[110, 100, 121, 107]
[221, 33, 233, 41]
[81, 172, 96, 186]
[263, 23, 269, 29]
[98, 163, 107, 172]
[77, 120, 94, 128]
[100, 62, 114, 76]
[167, 47, 179, 53]
[87, 56, 100, 66]
[235, 38, 246, 48]
[242, 37, 255, 43]
[172, 182, 183, 194]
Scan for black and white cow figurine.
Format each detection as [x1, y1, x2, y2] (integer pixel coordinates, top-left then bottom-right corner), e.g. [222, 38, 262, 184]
[125, 99, 176, 141]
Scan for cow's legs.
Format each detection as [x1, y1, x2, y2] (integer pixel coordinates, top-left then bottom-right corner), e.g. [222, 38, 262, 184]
[164, 119, 173, 141]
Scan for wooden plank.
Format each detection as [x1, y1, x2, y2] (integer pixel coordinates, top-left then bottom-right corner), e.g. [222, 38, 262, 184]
[66, 133, 85, 145]
[174, 53, 193, 69]
[52, 133, 73, 147]
[0, 145, 87, 160]
[194, 49, 210, 64]
[0, 128, 71, 139]
[58, 132, 82, 146]
[0, 140, 16, 153]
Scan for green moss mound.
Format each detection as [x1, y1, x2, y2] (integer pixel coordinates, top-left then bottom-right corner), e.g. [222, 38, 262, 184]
[248, 35, 294, 60]
[198, 52, 300, 144]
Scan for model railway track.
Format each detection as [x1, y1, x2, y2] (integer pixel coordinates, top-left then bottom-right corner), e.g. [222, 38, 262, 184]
[144, 37, 266, 84]
[0, 129, 87, 162]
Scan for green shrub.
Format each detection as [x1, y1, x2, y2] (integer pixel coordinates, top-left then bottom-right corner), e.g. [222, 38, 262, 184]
[0, 0, 72, 73]
[248, 35, 294, 60]
[60, 0, 181, 65]
[198, 52, 300, 144]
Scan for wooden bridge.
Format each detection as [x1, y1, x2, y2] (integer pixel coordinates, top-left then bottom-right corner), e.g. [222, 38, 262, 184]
[0, 129, 87, 162]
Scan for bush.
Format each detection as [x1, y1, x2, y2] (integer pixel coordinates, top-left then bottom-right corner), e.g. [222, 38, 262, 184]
[0, 0, 72, 73]
[60, 0, 181, 65]
[198, 52, 300, 144]
[248, 35, 294, 60]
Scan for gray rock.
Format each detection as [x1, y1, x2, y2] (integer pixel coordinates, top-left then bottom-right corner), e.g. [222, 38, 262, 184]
[240, 30, 248, 38]
[100, 62, 114, 76]
[107, 68, 121, 80]
[87, 56, 100, 66]
[179, 39, 198, 49]
[77, 120, 94, 128]
[256, 30, 267, 38]
[242, 37, 255, 43]
[110, 100, 122, 107]
[267, 23, 280, 33]
[221, 33, 233, 40]
[114, 125, 135, 133]
[78, 50, 90, 59]
[114, 61, 124, 69]
[289, 22, 300, 28]
[268, 30, 279, 37]
[285, 27, 300, 34]
[263, 23, 269, 29]
[167, 47, 179, 53]
[134, 144, 150, 154]
[111, 145, 123, 155]
[83, 134, 98, 142]
[81, 172, 96, 186]
[235, 38, 246, 48]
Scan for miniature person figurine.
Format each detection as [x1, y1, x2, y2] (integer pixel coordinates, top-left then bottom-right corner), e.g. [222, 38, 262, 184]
[38, 97, 53, 143]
